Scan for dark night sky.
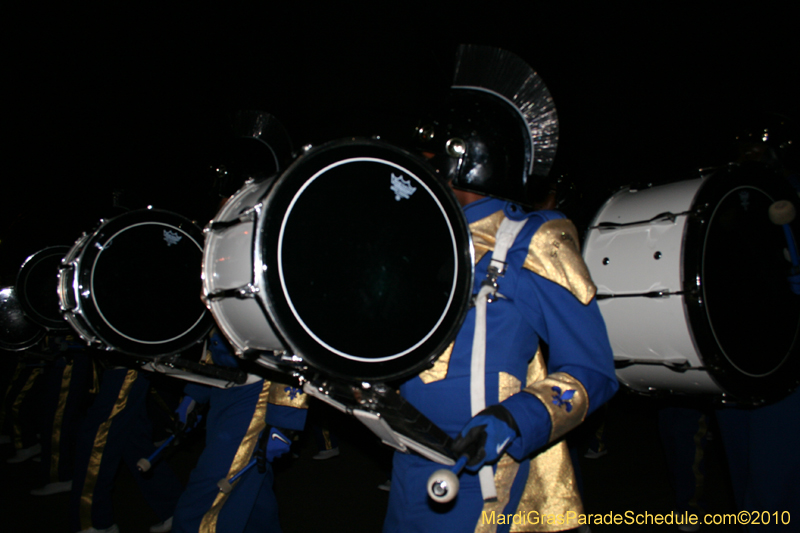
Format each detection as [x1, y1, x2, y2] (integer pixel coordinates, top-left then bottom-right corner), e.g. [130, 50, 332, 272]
[2, 3, 797, 281]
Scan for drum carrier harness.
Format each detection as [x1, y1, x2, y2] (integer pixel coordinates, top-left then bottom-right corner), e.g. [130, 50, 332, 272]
[470, 215, 527, 501]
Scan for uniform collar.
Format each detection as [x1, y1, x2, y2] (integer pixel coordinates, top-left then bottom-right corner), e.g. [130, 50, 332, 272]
[462, 196, 527, 223]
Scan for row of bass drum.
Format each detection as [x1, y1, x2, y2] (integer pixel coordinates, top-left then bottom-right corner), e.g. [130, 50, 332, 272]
[2, 138, 799, 406]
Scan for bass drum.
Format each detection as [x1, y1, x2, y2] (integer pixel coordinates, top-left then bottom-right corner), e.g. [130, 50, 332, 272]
[16, 246, 72, 331]
[203, 138, 473, 382]
[0, 286, 45, 351]
[584, 163, 800, 405]
[59, 209, 214, 357]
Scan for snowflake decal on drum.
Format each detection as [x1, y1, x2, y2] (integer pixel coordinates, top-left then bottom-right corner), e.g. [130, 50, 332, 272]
[390, 173, 417, 201]
[163, 229, 183, 246]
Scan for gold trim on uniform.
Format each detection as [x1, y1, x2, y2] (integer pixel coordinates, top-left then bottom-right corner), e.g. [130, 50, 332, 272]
[524, 219, 595, 305]
[418, 342, 454, 384]
[12, 367, 43, 449]
[0, 360, 25, 430]
[80, 369, 138, 530]
[51, 360, 74, 481]
[200, 380, 271, 533]
[512, 441, 583, 532]
[523, 372, 588, 444]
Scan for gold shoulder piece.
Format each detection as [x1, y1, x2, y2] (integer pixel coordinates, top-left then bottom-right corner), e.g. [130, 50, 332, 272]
[468, 210, 506, 266]
[523, 219, 596, 305]
[418, 342, 454, 384]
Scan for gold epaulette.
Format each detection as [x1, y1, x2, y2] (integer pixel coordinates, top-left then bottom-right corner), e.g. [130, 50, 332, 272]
[523, 219, 596, 305]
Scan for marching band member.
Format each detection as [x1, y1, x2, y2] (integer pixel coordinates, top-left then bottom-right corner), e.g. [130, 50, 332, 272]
[383, 45, 618, 533]
[70, 362, 183, 533]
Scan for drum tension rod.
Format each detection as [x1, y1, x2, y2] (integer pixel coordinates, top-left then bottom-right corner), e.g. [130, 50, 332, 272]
[590, 210, 694, 230]
[205, 284, 259, 301]
[613, 357, 699, 372]
[596, 290, 684, 300]
[205, 208, 258, 232]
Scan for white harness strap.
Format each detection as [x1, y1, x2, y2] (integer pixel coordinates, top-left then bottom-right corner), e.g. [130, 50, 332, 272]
[470, 216, 528, 501]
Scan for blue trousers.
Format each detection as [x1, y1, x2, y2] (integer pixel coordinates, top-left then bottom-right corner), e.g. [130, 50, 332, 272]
[37, 353, 92, 486]
[173, 380, 281, 533]
[70, 368, 182, 532]
[716, 389, 800, 532]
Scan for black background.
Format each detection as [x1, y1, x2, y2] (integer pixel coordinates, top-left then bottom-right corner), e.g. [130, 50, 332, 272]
[3, 3, 797, 281]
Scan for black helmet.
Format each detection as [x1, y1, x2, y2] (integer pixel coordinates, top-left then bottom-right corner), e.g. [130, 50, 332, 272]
[734, 113, 797, 171]
[416, 45, 559, 206]
[213, 111, 294, 198]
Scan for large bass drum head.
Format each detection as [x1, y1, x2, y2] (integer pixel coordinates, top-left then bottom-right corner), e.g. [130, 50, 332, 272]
[259, 139, 473, 382]
[17, 246, 71, 331]
[75, 209, 213, 357]
[0, 286, 45, 351]
[684, 163, 800, 403]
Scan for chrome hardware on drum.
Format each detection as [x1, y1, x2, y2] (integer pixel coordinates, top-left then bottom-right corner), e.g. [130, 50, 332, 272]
[17, 246, 72, 331]
[0, 286, 45, 351]
[584, 163, 800, 404]
[203, 138, 473, 382]
[59, 209, 214, 357]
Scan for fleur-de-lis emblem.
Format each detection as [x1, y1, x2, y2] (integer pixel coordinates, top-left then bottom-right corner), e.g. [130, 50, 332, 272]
[551, 386, 576, 413]
[284, 386, 303, 400]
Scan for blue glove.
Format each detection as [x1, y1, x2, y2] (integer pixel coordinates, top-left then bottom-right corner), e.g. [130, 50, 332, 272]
[209, 331, 239, 368]
[175, 396, 196, 426]
[789, 272, 800, 295]
[265, 427, 293, 463]
[452, 404, 520, 473]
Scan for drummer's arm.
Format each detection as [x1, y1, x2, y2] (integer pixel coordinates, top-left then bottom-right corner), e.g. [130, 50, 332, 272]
[501, 226, 617, 459]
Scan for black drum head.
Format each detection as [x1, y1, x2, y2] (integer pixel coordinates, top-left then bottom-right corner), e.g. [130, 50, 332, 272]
[260, 139, 473, 382]
[75, 209, 213, 357]
[16, 246, 71, 331]
[0, 286, 45, 351]
[684, 163, 800, 404]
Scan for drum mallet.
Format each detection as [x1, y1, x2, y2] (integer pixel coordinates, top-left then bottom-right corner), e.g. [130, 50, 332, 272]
[216, 425, 277, 494]
[217, 458, 258, 494]
[427, 455, 469, 504]
[137, 434, 176, 473]
[137, 413, 204, 472]
[769, 200, 800, 295]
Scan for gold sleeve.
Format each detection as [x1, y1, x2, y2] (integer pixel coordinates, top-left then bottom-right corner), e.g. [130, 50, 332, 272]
[268, 381, 309, 409]
[521, 372, 589, 443]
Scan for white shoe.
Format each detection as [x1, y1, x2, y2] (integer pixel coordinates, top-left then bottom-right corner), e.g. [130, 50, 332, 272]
[583, 447, 607, 459]
[78, 525, 120, 533]
[312, 447, 340, 460]
[7, 443, 41, 463]
[30, 480, 72, 495]
[377, 479, 391, 492]
[150, 516, 173, 532]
